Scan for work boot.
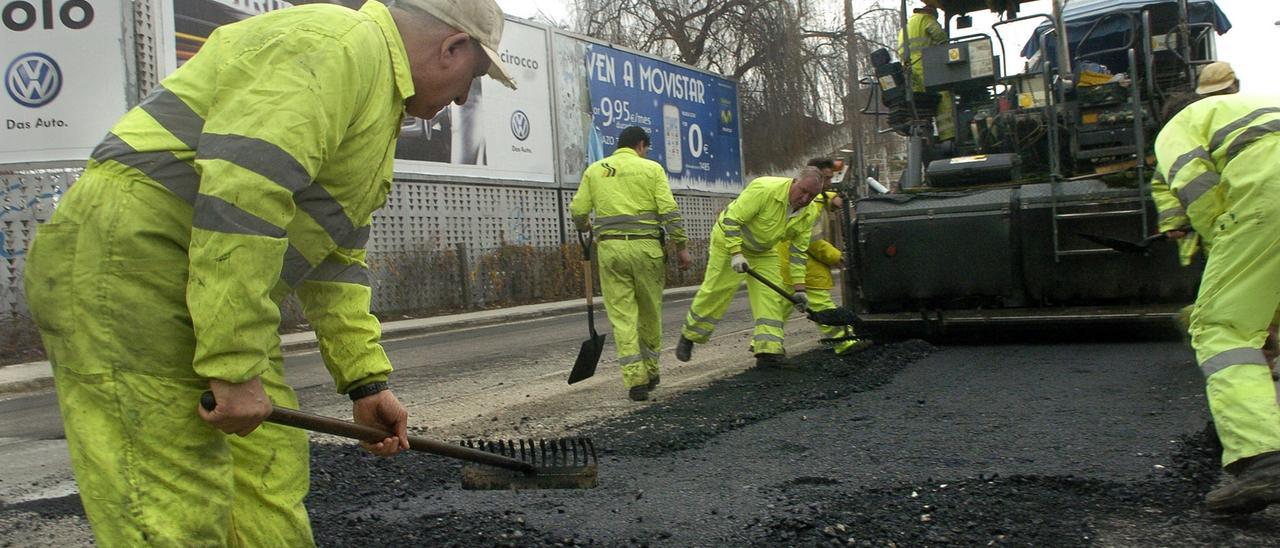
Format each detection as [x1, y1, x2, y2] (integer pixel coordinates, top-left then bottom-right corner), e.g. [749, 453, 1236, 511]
[754, 353, 788, 369]
[628, 385, 650, 402]
[676, 336, 694, 362]
[836, 339, 873, 356]
[647, 374, 660, 389]
[1205, 451, 1280, 514]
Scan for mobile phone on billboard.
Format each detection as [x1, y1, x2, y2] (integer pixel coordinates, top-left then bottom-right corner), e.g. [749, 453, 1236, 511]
[662, 104, 683, 173]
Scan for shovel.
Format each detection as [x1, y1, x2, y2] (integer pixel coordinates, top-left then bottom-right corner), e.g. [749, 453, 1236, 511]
[1077, 232, 1169, 254]
[742, 266, 860, 326]
[200, 392, 598, 490]
[568, 231, 606, 384]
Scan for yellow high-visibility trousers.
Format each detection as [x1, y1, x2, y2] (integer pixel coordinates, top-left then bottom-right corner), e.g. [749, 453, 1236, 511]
[596, 239, 666, 388]
[24, 174, 313, 547]
[1188, 140, 1280, 469]
[682, 235, 790, 355]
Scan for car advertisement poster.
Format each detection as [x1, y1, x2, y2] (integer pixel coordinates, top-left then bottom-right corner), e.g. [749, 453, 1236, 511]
[394, 19, 555, 184]
[170, 0, 291, 70]
[580, 43, 742, 192]
[0, 0, 129, 164]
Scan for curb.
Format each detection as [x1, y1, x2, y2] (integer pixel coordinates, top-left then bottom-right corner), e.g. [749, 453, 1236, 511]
[0, 286, 702, 396]
[277, 285, 700, 354]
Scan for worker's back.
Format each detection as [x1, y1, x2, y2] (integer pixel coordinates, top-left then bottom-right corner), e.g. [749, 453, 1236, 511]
[898, 10, 947, 91]
[575, 147, 669, 236]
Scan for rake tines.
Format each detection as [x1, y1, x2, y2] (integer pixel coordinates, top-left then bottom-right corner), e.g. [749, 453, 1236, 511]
[459, 436, 599, 490]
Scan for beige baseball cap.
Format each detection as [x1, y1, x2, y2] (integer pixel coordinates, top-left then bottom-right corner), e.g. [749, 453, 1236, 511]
[397, 0, 518, 90]
[1196, 61, 1236, 95]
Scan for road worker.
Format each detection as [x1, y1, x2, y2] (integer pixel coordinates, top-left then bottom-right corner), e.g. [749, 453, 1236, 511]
[675, 167, 825, 368]
[570, 126, 693, 401]
[898, 2, 954, 142]
[21, 0, 515, 545]
[1154, 93, 1280, 513]
[775, 159, 867, 356]
[1151, 89, 1280, 371]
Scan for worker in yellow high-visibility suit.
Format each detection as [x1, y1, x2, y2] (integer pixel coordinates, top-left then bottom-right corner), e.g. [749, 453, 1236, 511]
[898, 3, 954, 141]
[571, 126, 693, 401]
[21, 1, 516, 545]
[675, 168, 825, 368]
[777, 191, 866, 355]
[1151, 68, 1280, 367]
[1153, 93, 1280, 514]
[772, 159, 865, 355]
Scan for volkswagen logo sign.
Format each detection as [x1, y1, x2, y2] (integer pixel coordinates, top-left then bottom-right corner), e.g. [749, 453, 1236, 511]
[510, 110, 531, 141]
[6, 52, 62, 108]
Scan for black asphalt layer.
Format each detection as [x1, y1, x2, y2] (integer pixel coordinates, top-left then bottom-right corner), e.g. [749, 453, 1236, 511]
[7, 339, 1280, 546]
[303, 339, 1280, 547]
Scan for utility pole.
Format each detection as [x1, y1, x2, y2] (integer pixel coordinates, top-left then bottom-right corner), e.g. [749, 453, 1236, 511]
[840, 0, 863, 310]
[844, 0, 865, 195]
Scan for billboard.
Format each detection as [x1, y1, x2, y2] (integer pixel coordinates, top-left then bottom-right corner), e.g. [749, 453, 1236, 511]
[394, 19, 555, 184]
[170, 0, 291, 70]
[0, 0, 130, 163]
[555, 34, 743, 193]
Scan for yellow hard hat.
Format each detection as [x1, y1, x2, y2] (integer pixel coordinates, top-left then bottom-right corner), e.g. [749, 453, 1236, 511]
[1196, 61, 1237, 95]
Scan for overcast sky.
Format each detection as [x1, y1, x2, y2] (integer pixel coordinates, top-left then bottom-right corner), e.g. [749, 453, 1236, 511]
[495, 0, 1278, 94]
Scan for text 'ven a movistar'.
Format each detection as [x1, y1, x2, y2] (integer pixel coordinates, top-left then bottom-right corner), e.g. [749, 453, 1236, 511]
[589, 52, 707, 105]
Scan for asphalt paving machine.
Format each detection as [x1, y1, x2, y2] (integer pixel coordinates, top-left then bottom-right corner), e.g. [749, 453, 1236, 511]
[844, 0, 1232, 333]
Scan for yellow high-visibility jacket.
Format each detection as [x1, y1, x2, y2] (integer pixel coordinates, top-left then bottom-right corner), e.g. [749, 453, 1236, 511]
[1149, 166, 1202, 265]
[779, 193, 843, 289]
[898, 11, 947, 92]
[1155, 95, 1280, 252]
[84, 1, 411, 393]
[714, 176, 818, 283]
[570, 147, 688, 249]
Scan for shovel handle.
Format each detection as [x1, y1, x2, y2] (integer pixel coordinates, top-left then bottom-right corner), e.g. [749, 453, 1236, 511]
[199, 392, 534, 473]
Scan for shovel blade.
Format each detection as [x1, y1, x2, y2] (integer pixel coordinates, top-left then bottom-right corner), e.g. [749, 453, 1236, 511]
[1077, 232, 1147, 254]
[807, 307, 860, 326]
[568, 333, 606, 384]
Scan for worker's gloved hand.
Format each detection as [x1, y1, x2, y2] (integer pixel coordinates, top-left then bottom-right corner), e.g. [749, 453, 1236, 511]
[199, 376, 272, 437]
[731, 253, 749, 273]
[353, 389, 410, 457]
[792, 288, 809, 312]
[677, 249, 694, 271]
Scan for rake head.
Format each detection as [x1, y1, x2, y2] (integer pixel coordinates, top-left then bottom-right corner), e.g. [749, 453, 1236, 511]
[459, 437, 599, 490]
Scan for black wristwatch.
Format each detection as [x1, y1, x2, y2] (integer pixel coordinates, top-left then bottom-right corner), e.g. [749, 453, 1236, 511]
[347, 381, 389, 401]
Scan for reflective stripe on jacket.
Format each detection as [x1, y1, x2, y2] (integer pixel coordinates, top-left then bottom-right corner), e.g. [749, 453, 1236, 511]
[714, 176, 818, 282]
[84, 1, 412, 392]
[1148, 166, 1201, 265]
[779, 192, 842, 289]
[570, 147, 688, 249]
[1155, 95, 1280, 250]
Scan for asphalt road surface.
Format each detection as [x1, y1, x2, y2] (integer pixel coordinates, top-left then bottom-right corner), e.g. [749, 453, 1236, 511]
[4, 302, 1280, 546]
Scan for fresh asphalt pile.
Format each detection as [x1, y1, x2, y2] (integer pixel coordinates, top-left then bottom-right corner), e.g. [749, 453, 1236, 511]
[8, 338, 1280, 547]
[305, 337, 1280, 547]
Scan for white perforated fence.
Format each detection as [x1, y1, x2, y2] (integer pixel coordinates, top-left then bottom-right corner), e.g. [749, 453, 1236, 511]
[0, 165, 730, 321]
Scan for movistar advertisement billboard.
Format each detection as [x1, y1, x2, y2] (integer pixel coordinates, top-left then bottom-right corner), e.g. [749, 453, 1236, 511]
[553, 33, 743, 193]
[0, 0, 128, 163]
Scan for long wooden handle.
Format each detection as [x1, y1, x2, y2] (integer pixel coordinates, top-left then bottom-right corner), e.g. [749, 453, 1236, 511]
[200, 392, 534, 473]
[585, 260, 595, 309]
[744, 266, 804, 307]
